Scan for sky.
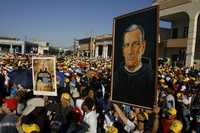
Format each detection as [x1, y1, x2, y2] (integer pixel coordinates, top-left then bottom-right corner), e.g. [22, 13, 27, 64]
[0, 0, 153, 48]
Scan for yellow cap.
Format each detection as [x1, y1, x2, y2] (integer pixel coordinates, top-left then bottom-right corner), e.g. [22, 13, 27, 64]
[137, 112, 149, 121]
[173, 79, 177, 84]
[169, 120, 183, 133]
[191, 77, 196, 81]
[162, 85, 168, 89]
[63, 66, 68, 70]
[176, 93, 183, 98]
[167, 107, 177, 116]
[61, 92, 71, 100]
[160, 79, 165, 83]
[106, 126, 118, 133]
[64, 78, 70, 83]
[22, 123, 40, 133]
[183, 78, 189, 82]
[143, 112, 149, 120]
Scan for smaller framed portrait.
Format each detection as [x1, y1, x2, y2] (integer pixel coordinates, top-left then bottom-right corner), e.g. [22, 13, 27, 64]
[32, 57, 57, 96]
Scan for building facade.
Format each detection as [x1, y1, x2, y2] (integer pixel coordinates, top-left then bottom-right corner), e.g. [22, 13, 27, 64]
[78, 34, 112, 58]
[95, 34, 112, 58]
[154, 0, 200, 67]
[0, 37, 25, 54]
[0, 36, 49, 55]
[78, 37, 92, 57]
[33, 41, 49, 55]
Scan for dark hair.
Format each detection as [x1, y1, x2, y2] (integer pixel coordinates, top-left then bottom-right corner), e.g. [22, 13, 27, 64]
[82, 97, 94, 110]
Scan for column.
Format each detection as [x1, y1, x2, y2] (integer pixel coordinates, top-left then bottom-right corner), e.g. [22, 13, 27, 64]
[185, 13, 198, 67]
[102, 46, 106, 58]
[9, 44, 13, 53]
[21, 43, 25, 54]
[102, 45, 108, 59]
[105, 45, 108, 59]
[95, 46, 99, 58]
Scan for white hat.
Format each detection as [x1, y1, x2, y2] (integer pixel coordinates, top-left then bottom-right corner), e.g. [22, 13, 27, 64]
[64, 72, 70, 77]
[166, 77, 171, 82]
[75, 68, 82, 74]
[181, 85, 186, 91]
[161, 75, 165, 79]
[22, 98, 45, 116]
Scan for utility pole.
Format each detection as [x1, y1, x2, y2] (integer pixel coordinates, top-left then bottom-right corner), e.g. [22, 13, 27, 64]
[90, 31, 95, 58]
[73, 38, 76, 57]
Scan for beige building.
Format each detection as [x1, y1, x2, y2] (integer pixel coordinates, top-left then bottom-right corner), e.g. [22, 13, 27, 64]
[78, 34, 112, 58]
[154, 0, 200, 67]
[0, 37, 25, 53]
[33, 41, 49, 55]
[0, 36, 49, 55]
[95, 34, 112, 58]
[78, 37, 92, 57]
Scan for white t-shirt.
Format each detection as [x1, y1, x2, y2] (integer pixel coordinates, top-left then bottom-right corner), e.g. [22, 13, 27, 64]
[133, 130, 144, 133]
[166, 94, 175, 109]
[84, 111, 97, 133]
[124, 119, 136, 132]
[76, 98, 84, 114]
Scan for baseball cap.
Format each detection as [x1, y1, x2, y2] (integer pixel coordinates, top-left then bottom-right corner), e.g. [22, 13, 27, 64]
[167, 107, 177, 117]
[169, 120, 183, 133]
[61, 92, 71, 100]
[22, 98, 45, 116]
[22, 123, 40, 133]
[3, 98, 17, 111]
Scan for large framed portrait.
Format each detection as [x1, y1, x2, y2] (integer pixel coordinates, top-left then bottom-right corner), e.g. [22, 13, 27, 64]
[111, 6, 159, 109]
[32, 57, 57, 96]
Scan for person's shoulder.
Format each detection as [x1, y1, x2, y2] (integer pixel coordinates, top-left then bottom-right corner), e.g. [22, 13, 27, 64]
[141, 63, 152, 73]
[0, 113, 6, 121]
[90, 110, 97, 116]
[142, 61, 152, 69]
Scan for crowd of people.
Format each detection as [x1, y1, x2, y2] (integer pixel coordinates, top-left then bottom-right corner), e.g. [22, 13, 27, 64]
[0, 53, 200, 133]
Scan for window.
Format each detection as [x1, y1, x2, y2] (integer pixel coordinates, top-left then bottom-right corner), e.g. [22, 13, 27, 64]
[183, 26, 188, 37]
[172, 28, 178, 38]
[98, 45, 103, 56]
